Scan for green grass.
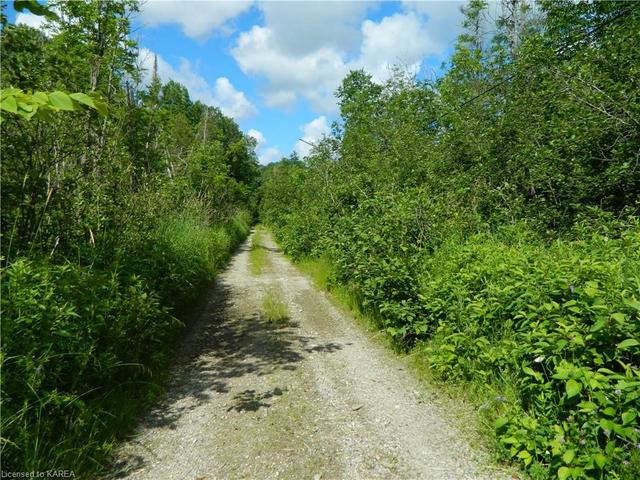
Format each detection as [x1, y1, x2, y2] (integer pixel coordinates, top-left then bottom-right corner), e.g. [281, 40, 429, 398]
[262, 287, 289, 325]
[249, 226, 268, 275]
[0, 208, 252, 476]
[296, 256, 396, 345]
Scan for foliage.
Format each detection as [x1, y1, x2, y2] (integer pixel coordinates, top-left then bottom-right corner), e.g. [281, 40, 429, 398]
[0, 1, 258, 475]
[259, 1, 640, 478]
[0, 87, 107, 122]
[420, 223, 640, 479]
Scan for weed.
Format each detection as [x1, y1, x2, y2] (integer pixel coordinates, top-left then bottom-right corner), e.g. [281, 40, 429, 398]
[249, 226, 268, 275]
[262, 287, 289, 325]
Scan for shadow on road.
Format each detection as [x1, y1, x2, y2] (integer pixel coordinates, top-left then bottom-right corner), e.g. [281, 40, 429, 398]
[110, 261, 343, 478]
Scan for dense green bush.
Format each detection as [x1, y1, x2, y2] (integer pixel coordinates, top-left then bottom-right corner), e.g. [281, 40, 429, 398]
[0, 206, 250, 473]
[419, 223, 640, 478]
[1, 258, 173, 471]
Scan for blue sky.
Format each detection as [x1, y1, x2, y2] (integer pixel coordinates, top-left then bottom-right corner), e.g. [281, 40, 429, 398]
[14, 1, 467, 164]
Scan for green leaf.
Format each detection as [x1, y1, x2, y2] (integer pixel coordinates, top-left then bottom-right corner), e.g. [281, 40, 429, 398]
[566, 379, 582, 399]
[577, 401, 597, 412]
[495, 417, 509, 430]
[593, 453, 606, 469]
[621, 410, 636, 425]
[611, 312, 626, 322]
[522, 366, 542, 380]
[617, 338, 639, 350]
[87, 92, 108, 116]
[0, 94, 18, 114]
[32, 92, 49, 105]
[69, 92, 96, 109]
[49, 91, 75, 111]
[562, 449, 575, 465]
[14, 0, 58, 20]
[557, 466, 571, 480]
[517, 450, 532, 466]
[624, 298, 640, 312]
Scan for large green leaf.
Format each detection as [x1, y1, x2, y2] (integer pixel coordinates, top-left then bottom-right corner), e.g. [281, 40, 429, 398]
[566, 379, 582, 398]
[0, 95, 18, 114]
[69, 92, 96, 109]
[49, 91, 75, 111]
[557, 466, 571, 480]
[14, 0, 59, 20]
[617, 338, 639, 350]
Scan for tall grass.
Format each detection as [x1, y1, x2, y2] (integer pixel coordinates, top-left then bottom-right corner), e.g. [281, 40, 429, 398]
[0, 204, 251, 475]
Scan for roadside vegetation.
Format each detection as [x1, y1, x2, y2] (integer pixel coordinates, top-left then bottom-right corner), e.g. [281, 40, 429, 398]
[249, 227, 269, 275]
[259, 2, 640, 479]
[262, 287, 289, 326]
[1, 1, 258, 475]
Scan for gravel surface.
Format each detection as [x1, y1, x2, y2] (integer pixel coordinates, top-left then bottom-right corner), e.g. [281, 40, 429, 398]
[109, 231, 515, 480]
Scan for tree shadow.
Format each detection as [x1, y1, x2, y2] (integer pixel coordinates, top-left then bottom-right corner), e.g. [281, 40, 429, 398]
[253, 244, 281, 253]
[109, 263, 343, 478]
[227, 387, 286, 412]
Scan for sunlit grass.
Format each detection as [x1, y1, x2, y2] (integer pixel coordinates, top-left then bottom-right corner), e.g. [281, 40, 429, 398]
[249, 226, 268, 275]
[262, 287, 288, 325]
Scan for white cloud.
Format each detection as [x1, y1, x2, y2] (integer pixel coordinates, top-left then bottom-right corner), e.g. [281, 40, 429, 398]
[260, 1, 373, 56]
[139, 0, 253, 40]
[258, 146, 283, 165]
[401, 1, 465, 52]
[232, 2, 463, 114]
[247, 128, 266, 150]
[138, 48, 256, 121]
[213, 77, 257, 120]
[356, 11, 451, 82]
[15, 12, 47, 29]
[294, 116, 330, 158]
[232, 26, 347, 112]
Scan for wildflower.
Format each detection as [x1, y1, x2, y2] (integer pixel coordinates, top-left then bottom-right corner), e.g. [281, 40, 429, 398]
[615, 388, 622, 395]
[534, 355, 545, 363]
[569, 284, 575, 294]
[579, 439, 586, 446]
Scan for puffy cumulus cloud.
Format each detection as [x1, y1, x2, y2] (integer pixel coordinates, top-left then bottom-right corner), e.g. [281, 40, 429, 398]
[258, 146, 283, 166]
[233, 2, 463, 113]
[139, 0, 253, 40]
[247, 128, 266, 150]
[294, 116, 331, 158]
[358, 12, 438, 82]
[401, 1, 465, 51]
[213, 77, 257, 120]
[260, 1, 373, 56]
[138, 48, 256, 121]
[232, 26, 348, 112]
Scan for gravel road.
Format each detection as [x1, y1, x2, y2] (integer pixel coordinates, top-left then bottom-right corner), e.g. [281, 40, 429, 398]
[109, 231, 515, 480]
